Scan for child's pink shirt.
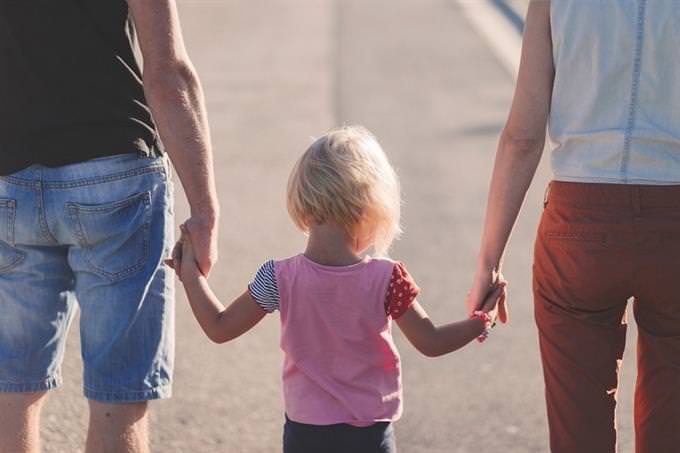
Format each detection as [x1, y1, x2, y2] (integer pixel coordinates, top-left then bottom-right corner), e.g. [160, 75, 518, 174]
[274, 254, 408, 427]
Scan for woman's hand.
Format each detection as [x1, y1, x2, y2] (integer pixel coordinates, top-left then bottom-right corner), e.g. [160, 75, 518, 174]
[466, 268, 509, 324]
[477, 277, 508, 325]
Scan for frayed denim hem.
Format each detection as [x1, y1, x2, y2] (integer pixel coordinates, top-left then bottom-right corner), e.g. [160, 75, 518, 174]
[84, 384, 172, 403]
[0, 375, 61, 393]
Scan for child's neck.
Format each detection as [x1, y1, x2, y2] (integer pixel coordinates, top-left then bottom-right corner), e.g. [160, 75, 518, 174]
[304, 223, 365, 267]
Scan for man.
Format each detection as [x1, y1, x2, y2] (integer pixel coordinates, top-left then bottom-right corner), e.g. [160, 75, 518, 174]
[0, 1, 218, 452]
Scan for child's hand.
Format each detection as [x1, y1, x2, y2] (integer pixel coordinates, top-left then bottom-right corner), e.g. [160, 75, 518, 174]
[467, 268, 510, 323]
[177, 224, 202, 281]
[164, 238, 183, 273]
[478, 278, 508, 325]
[164, 224, 202, 282]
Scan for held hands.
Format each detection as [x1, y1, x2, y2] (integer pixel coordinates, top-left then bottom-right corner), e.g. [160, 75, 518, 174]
[182, 215, 219, 276]
[165, 224, 202, 282]
[467, 276, 506, 343]
[165, 214, 218, 277]
[466, 269, 508, 325]
[475, 278, 507, 326]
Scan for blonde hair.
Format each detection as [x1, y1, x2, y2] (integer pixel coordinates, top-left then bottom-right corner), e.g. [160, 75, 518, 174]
[287, 125, 402, 256]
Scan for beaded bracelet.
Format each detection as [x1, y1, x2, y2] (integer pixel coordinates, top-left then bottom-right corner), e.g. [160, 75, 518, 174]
[470, 310, 494, 343]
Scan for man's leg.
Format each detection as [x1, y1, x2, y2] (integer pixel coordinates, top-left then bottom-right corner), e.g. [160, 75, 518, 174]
[0, 392, 47, 453]
[86, 401, 149, 453]
[0, 239, 74, 453]
[61, 155, 174, 452]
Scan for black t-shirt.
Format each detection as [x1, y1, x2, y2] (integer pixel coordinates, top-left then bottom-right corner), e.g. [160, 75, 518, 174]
[0, 0, 163, 176]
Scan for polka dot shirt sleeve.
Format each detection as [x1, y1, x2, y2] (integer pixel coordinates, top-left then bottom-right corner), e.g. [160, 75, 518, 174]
[385, 262, 421, 319]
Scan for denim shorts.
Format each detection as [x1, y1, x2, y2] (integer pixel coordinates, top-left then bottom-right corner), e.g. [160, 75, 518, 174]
[0, 153, 174, 403]
[283, 416, 397, 453]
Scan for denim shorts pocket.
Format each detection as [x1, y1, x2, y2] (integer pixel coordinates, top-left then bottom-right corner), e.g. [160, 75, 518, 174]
[67, 192, 152, 281]
[0, 199, 24, 273]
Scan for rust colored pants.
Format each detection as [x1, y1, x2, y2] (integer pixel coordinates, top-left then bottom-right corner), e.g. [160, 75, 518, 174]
[534, 181, 680, 453]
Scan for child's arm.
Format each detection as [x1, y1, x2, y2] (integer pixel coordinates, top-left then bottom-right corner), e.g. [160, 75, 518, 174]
[395, 283, 505, 357]
[183, 278, 266, 344]
[176, 228, 267, 344]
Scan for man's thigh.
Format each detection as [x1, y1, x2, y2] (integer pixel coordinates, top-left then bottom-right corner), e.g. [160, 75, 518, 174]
[0, 154, 175, 402]
[0, 175, 76, 393]
[0, 245, 75, 392]
[49, 154, 176, 403]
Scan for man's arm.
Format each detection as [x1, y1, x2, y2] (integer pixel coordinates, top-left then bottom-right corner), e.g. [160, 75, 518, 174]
[128, 0, 219, 275]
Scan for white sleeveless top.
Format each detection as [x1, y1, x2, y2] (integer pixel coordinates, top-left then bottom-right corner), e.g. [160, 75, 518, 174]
[549, 0, 680, 185]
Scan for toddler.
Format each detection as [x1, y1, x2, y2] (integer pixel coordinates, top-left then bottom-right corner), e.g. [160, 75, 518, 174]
[169, 125, 505, 453]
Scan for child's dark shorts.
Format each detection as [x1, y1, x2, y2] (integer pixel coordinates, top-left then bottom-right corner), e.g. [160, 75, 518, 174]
[283, 415, 397, 453]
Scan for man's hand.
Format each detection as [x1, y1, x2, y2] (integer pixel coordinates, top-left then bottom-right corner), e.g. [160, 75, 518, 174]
[165, 223, 204, 281]
[466, 267, 509, 324]
[182, 215, 219, 276]
[178, 224, 203, 281]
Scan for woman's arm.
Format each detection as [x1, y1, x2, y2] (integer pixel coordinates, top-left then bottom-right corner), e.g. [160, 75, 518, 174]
[467, 0, 555, 319]
[396, 283, 505, 357]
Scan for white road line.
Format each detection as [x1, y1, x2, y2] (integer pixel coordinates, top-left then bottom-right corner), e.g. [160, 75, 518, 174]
[457, 0, 523, 79]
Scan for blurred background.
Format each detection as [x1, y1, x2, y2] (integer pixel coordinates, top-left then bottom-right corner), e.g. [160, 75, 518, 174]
[508, 0, 530, 15]
[40, 1, 641, 452]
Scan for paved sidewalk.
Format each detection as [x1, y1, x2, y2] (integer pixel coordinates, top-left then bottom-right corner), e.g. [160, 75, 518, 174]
[39, 1, 637, 452]
[507, 0, 530, 16]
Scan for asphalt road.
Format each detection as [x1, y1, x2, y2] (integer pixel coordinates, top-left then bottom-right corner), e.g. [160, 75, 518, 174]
[39, 1, 638, 452]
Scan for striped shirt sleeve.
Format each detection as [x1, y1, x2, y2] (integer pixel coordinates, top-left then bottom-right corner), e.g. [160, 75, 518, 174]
[248, 260, 280, 313]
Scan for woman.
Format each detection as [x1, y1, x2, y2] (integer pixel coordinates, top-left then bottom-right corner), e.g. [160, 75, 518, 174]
[466, 1, 680, 452]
